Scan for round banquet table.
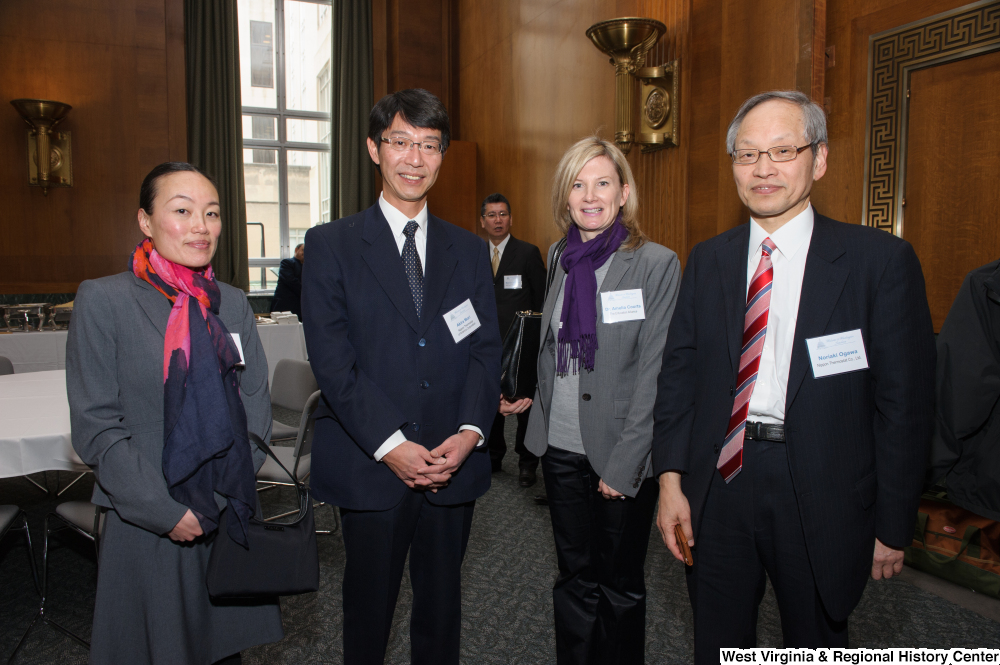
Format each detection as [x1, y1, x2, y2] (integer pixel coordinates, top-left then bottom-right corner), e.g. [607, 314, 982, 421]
[0, 370, 87, 478]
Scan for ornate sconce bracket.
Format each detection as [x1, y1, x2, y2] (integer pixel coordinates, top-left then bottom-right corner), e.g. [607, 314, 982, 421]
[636, 60, 679, 152]
[587, 18, 679, 155]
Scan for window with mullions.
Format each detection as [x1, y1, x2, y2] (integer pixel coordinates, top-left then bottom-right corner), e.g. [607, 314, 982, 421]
[238, 0, 332, 293]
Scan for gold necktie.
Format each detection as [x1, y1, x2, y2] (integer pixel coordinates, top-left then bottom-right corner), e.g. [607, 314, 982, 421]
[492, 246, 500, 276]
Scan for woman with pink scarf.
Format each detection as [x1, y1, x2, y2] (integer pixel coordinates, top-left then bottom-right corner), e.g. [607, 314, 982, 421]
[67, 163, 283, 664]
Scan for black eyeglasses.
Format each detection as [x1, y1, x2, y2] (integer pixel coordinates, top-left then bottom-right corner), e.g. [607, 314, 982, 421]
[731, 144, 813, 165]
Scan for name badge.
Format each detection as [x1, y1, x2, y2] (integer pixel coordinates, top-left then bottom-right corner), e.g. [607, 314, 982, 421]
[230, 333, 246, 366]
[444, 299, 482, 343]
[601, 289, 645, 324]
[504, 275, 523, 289]
[805, 329, 869, 378]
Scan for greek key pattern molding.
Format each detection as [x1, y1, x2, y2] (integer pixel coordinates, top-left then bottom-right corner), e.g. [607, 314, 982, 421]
[864, 0, 1000, 233]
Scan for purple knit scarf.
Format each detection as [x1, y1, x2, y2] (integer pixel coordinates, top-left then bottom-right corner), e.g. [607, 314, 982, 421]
[557, 215, 628, 374]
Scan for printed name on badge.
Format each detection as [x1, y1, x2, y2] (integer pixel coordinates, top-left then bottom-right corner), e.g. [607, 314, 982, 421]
[444, 299, 482, 343]
[504, 275, 523, 290]
[230, 333, 246, 366]
[601, 289, 646, 324]
[805, 329, 869, 378]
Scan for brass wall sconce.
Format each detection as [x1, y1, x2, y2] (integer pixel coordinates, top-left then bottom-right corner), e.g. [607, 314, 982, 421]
[10, 99, 73, 195]
[586, 18, 680, 154]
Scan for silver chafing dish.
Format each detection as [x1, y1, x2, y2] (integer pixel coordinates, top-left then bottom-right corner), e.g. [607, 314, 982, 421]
[50, 301, 73, 330]
[3, 303, 53, 332]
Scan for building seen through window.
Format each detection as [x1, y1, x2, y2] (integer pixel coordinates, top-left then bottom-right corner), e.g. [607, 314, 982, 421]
[238, 0, 332, 292]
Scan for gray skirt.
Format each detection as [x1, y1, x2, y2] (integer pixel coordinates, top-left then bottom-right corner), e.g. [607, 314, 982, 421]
[89, 510, 284, 665]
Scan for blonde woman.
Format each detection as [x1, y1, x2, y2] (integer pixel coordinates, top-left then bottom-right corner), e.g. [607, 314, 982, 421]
[524, 137, 680, 664]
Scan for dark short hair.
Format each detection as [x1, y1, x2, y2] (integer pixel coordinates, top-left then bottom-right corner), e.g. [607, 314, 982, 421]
[480, 193, 511, 217]
[368, 89, 451, 154]
[139, 162, 216, 214]
[294, 243, 304, 251]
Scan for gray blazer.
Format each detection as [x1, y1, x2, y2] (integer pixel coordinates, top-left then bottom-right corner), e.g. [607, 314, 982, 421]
[67, 272, 272, 535]
[524, 240, 680, 496]
[66, 271, 281, 663]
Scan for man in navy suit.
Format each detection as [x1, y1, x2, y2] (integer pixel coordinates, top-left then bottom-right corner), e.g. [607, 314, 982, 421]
[269, 242, 303, 318]
[652, 91, 935, 658]
[302, 89, 501, 665]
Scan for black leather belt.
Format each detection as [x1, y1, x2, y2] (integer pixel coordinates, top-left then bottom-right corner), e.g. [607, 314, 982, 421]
[745, 421, 785, 442]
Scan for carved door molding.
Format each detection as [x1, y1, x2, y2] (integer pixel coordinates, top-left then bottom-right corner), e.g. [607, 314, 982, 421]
[863, 0, 1000, 235]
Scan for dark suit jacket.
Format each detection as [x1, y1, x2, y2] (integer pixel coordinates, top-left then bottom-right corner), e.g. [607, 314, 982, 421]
[270, 257, 303, 317]
[928, 258, 1000, 521]
[652, 211, 935, 621]
[491, 235, 546, 337]
[302, 203, 502, 511]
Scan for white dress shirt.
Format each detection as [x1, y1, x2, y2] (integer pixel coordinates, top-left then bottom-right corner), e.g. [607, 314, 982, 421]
[373, 193, 484, 461]
[746, 206, 814, 425]
[490, 233, 511, 266]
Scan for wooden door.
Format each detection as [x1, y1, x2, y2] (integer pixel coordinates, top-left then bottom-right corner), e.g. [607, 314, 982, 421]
[903, 50, 1000, 331]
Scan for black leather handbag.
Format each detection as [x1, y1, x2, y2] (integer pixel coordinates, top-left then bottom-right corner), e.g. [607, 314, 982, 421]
[500, 311, 542, 400]
[499, 237, 567, 401]
[206, 434, 319, 599]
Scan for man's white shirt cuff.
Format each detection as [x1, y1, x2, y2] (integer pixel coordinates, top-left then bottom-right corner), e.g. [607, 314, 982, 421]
[459, 424, 485, 446]
[373, 425, 484, 461]
[373, 430, 407, 461]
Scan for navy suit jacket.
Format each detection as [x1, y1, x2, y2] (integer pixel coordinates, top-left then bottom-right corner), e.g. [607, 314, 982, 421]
[302, 203, 502, 511]
[652, 211, 935, 621]
[270, 257, 303, 317]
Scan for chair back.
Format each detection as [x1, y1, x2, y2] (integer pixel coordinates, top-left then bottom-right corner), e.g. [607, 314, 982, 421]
[0, 356, 13, 376]
[292, 390, 323, 476]
[270, 359, 318, 411]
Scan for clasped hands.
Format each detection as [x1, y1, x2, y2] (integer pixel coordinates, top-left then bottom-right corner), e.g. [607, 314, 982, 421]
[382, 430, 481, 492]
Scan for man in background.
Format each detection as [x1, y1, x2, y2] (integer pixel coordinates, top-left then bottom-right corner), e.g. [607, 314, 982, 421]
[481, 193, 546, 487]
[270, 242, 304, 319]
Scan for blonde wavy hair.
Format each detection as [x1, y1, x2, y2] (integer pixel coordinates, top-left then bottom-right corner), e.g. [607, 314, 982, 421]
[551, 136, 647, 251]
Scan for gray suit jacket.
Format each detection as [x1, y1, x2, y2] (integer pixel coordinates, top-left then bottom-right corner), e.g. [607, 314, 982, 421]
[524, 240, 680, 496]
[67, 272, 272, 535]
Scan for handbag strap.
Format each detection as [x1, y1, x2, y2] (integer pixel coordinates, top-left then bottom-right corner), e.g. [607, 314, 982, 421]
[249, 432, 303, 491]
[545, 237, 568, 300]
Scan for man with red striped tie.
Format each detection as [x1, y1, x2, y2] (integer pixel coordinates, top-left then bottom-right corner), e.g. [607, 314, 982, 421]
[651, 91, 935, 658]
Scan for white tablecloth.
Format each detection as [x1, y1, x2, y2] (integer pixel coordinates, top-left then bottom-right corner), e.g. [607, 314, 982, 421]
[0, 323, 308, 384]
[0, 370, 87, 479]
[0, 330, 68, 373]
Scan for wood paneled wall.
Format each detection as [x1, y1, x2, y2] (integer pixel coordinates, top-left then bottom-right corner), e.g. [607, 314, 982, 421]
[372, 0, 460, 135]
[458, 0, 827, 262]
[0, 0, 186, 293]
[811, 0, 973, 227]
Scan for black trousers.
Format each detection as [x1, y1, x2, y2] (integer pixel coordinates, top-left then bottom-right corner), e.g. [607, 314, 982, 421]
[488, 409, 539, 470]
[542, 446, 659, 665]
[340, 492, 476, 665]
[689, 438, 848, 664]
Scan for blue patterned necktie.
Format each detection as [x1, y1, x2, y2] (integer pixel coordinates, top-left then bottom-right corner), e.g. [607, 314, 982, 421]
[402, 220, 424, 318]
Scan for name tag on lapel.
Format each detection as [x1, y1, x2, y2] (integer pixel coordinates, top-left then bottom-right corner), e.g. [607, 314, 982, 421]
[504, 275, 522, 289]
[444, 299, 481, 342]
[601, 289, 645, 323]
[805, 329, 869, 378]
[230, 333, 246, 367]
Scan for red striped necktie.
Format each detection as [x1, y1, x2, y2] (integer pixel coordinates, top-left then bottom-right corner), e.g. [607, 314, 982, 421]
[717, 237, 776, 483]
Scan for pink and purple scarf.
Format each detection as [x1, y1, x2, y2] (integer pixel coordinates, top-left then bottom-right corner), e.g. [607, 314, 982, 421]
[131, 238, 256, 547]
